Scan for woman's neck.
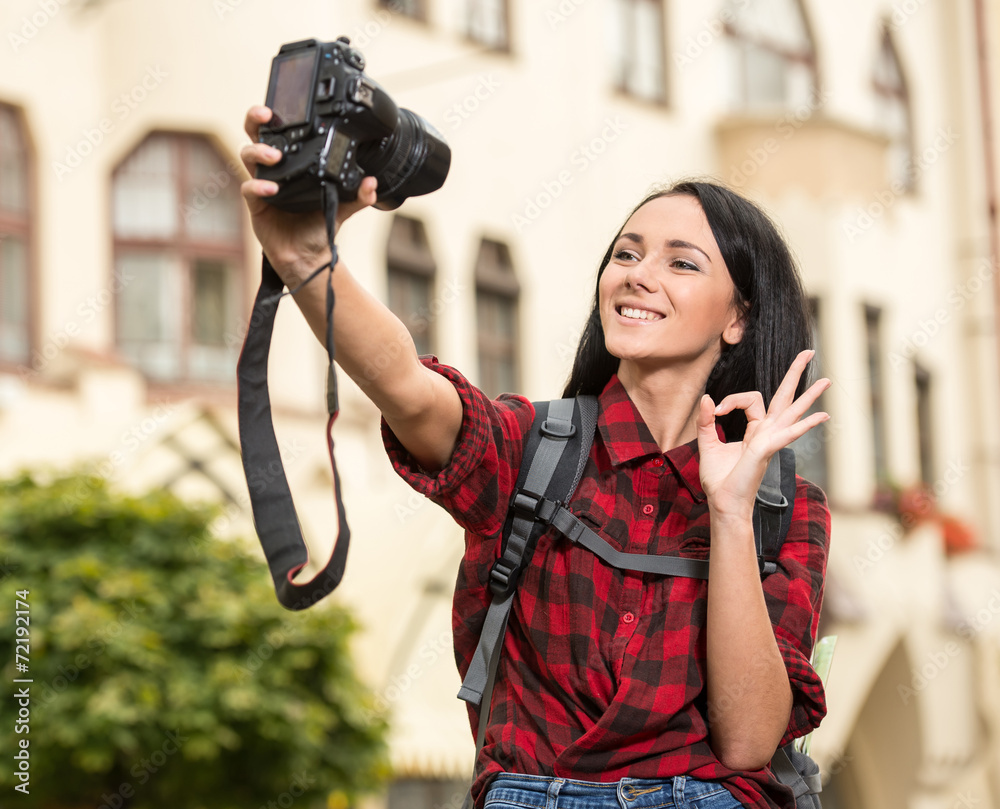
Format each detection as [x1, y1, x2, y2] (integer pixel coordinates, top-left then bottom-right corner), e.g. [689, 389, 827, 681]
[617, 359, 714, 452]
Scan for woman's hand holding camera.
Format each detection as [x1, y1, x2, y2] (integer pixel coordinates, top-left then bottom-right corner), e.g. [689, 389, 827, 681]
[239, 105, 377, 288]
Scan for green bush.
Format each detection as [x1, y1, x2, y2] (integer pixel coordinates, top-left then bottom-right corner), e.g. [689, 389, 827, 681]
[0, 471, 388, 808]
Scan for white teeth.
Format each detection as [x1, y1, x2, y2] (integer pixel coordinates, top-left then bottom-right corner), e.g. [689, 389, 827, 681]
[620, 306, 660, 321]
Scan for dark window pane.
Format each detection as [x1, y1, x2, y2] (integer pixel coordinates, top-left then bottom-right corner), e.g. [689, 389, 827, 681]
[388, 268, 433, 355]
[386, 215, 436, 355]
[476, 290, 518, 397]
[865, 305, 888, 487]
[474, 238, 519, 398]
[0, 235, 28, 360]
[915, 364, 934, 486]
[192, 260, 230, 346]
[0, 106, 27, 214]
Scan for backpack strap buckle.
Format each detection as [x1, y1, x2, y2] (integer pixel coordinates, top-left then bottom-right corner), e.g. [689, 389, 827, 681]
[540, 418, 576, 439]
[489, 557, 520, 596]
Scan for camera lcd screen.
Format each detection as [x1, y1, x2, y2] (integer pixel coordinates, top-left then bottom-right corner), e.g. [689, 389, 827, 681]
[268, 50, 317, 128]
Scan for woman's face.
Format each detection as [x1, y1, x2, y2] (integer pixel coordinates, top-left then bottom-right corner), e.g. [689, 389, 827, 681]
[598, 194, 745, 372]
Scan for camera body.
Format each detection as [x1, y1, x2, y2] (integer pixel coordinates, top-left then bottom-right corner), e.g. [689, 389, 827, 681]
[257, 37, 450, 212]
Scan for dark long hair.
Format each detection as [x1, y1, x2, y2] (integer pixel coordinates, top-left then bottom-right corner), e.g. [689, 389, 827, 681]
[562, 180, 813, 441]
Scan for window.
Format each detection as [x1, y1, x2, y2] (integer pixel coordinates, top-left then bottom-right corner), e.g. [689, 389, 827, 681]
[386, 215, 436, 356]
[873, 26, 914, 190]
[724, 0, 817, 110]
[609, 0, 666, 103]
[0, 103, 31, 365]
[474, 238, 519, 398]
[379, 0, 424, 21]
[914, 362, 934, 486]
[113, 133, 244, 383]
[791, 299, 829, 491]
[467, 0, 509, 51]
[864, 305, 889, 489]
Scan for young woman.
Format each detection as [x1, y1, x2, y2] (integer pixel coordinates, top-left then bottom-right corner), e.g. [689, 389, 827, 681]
[240, 106, 831, 809]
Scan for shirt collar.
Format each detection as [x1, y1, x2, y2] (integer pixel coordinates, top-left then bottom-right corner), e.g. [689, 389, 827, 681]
[596, 374, 706, 502]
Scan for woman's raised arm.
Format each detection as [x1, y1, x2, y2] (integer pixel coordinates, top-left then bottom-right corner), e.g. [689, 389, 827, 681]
[239, 105, 463, 472]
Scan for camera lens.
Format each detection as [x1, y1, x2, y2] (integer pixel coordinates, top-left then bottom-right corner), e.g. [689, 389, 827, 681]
[359, 109, 451, 211]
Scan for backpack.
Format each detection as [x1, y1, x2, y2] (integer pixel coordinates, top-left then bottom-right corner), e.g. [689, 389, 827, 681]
[458, 397, 823, 809]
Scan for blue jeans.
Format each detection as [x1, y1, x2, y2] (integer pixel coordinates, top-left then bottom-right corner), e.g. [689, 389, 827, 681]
[484, 773, 743, 809]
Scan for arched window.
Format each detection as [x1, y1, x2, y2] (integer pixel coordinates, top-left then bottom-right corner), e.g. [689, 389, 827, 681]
[873, 26, 914, 190]
[609, 0, 667, 102]
[386, 214, 436, 356]
[112, 133, 244, 383]
[724, 0, 817, 110]
[0, 102, 32, 366]
[474, 238, 519, 398]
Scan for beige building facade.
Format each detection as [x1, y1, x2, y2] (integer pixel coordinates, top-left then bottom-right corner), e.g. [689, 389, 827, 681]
[1, 1, 999, 808]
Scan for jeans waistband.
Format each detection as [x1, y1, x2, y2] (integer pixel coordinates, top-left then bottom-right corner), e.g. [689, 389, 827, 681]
[485, 773, 736, 809]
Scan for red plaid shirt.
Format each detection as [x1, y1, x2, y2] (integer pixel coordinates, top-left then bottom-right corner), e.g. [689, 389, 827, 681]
[382, 358, 829, 809]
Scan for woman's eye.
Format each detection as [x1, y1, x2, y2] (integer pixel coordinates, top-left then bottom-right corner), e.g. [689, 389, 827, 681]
[673, 259, 700, 271]
[613, 249, 638, 262]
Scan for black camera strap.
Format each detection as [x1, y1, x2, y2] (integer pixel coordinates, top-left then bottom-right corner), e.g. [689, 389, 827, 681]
[236, 183, 351, 610]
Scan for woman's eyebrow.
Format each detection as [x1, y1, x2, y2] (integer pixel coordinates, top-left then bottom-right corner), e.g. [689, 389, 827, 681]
[616, 233, 713, 265]
[616, 232, 643, 246]
[667, 239, 712, 264]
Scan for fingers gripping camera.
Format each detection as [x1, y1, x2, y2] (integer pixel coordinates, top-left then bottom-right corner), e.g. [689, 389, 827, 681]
[256, 37, 451, 212]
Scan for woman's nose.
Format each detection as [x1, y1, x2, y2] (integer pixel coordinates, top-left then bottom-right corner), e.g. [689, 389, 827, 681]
[624, 259, 654, 291]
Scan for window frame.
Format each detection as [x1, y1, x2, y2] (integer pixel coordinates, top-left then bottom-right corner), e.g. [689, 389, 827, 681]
[465, 0, 512, 53]
[474, 237, 520, 399]
[864, 303, 890, 492]
[386, 214, 437, 356]
[723, 0, 820, 111]
[0, 101, 36, 373]
[872, 24, 916, 192]
[914, 361, 935, 487]
[110, 130, 247, 390]
[609, 0, 669, 105]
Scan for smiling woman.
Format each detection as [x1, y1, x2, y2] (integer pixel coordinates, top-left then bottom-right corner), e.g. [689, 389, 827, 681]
[567, 180, 815, 445]
[240, 99, 830, 809]
[599, 196, 747, 415]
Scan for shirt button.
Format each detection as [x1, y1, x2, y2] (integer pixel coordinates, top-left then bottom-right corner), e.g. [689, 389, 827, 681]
[652, 457, 664, 467]
[642, 504, 654, 516]
[622, 612, 635, 624]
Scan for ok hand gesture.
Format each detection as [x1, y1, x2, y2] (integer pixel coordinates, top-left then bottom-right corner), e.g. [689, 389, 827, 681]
[696, 350, 830, 521]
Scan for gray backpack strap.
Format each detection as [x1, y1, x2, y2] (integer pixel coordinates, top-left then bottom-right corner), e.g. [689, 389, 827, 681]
[457, 398, 582, 706]
[548, 508, 710, 578]
[458, 397, 596, 809]
[754, 447, 795, 576]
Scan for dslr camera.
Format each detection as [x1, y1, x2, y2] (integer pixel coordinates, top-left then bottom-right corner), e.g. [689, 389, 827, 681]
[256, 37, 451, 212]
